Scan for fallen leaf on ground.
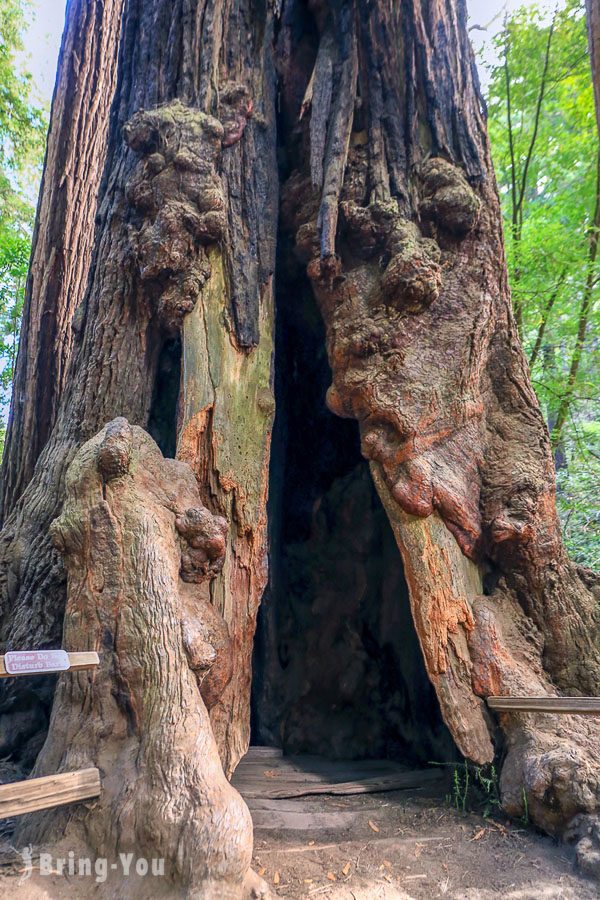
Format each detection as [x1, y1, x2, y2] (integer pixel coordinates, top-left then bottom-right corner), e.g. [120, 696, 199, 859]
[273, 872, 280, 885]
[258, 867, 266, 876]
[342, 862, 351, 876]
[368, 820, 380, 833]
[327, 872, 336, 882]
[471, 828, 486, 841]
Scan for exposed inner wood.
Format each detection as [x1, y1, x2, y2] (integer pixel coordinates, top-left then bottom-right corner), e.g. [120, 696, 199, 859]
[178, 249, 274, 775]
[0, 0, 598, 863]
[277, 0, 600, 840]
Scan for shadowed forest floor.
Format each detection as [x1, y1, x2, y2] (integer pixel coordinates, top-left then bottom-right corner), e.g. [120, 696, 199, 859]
[250, 790, 598, 898]
[1, 750, 599, 898]
[0, 787, 597, 898]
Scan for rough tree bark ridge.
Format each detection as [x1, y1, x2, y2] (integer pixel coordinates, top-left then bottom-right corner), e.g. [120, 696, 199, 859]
[0, 0, 277, 778]
[15, 418, 265, 899]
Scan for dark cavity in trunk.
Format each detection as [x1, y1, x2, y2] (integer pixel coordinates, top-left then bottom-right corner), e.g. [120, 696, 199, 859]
[147, 335, 182, 459]
[252, 266, 457, 766]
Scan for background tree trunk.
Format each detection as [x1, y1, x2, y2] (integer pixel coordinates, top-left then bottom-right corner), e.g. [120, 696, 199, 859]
[587, 0, 600, 134]
[0, 0, 124, 521]
[1, 0, 599, 848]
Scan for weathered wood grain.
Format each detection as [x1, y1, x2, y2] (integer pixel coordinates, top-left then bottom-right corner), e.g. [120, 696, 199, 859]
[238, 770, 444, 800]
[247, 802, 361, 832]
[14, 421, 256, 896]
[488, 697, 600, 715]
[243, 746, 283, 760]
[233, 752, 444, 800]
[0, 768, 100, 819]
[178, 250, 275, 775]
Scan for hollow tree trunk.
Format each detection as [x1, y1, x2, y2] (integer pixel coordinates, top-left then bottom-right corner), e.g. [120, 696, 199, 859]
[1, 0, 599, 854]
[276, 0, 600, 838]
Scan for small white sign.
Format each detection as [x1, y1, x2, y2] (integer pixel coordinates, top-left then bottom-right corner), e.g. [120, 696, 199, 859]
[4, 649, 70, 676]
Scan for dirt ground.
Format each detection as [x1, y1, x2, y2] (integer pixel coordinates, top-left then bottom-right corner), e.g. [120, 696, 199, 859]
[0, 789, 597, 899]
[250, 790, 599, 900]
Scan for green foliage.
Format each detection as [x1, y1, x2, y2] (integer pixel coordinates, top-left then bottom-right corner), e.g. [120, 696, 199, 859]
[0, 0, 47, 435]
[433, 761, 502, 817]
[556, 428, 600, 567]
[0, 0, 46, 228]
[485, 0, 600, 569]
[0, 226, 28, 387]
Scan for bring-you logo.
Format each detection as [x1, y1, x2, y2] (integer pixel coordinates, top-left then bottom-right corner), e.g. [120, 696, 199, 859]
[18, 845, 165, 884]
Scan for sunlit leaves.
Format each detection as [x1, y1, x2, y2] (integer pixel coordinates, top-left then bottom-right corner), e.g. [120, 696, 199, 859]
[485, 0, 599, 566]
[0, 0, 47, 446]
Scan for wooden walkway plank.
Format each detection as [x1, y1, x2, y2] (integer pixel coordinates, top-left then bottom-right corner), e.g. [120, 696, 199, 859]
[236, 769, 444, 800]
[243, 747, 283, 759]
[487, 696, 600, 714]
[0, 651, 99, 678]
[249, 806, 360, 831]
[0, 768, 101, 819]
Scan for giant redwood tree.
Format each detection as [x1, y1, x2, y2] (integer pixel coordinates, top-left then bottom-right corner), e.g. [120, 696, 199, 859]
[1, 0, 600, 889]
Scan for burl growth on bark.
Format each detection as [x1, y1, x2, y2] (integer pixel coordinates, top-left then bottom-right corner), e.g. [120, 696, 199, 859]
[15, 418, 266, 899]
[281, 12, 600, 838]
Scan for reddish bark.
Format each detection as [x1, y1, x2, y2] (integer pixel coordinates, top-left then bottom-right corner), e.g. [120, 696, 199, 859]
[0, 0, 277, 779]
[277, 0, 600, 840]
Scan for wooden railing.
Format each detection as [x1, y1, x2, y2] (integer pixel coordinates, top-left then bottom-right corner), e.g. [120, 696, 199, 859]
[0, 650, 101, 818]
[488, 696, 600, 714]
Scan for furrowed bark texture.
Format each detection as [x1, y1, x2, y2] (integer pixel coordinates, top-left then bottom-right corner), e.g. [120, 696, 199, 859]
[15, 419, 264, 900]
[0, 0, 277, 776]
[0, 0, 124, 521]
[1, 0, 599, 854]
[278, 0, 600, 838]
